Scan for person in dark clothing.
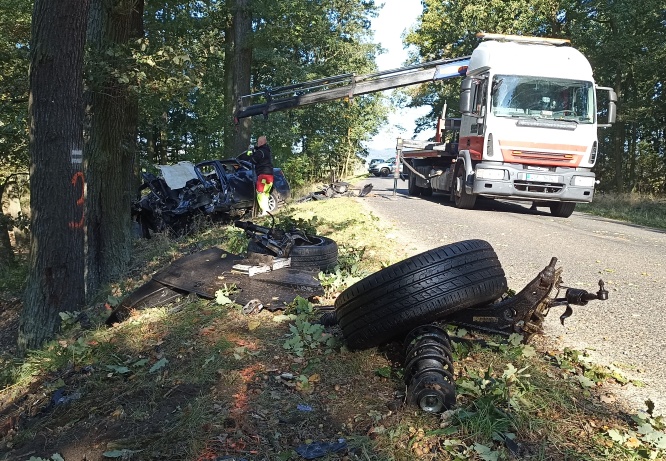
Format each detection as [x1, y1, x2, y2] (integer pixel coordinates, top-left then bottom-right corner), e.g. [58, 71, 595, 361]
[246, 135, 274, 214]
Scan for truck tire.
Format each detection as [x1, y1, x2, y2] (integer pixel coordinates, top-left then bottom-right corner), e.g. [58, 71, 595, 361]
[408, 172, 421, 196]
[247, 236, 338, 270]
[453, 163, 476, 209]
[334, 240, 507, 350]
[550, 202, 576, 218]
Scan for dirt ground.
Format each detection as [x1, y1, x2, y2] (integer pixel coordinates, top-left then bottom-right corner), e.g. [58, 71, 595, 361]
[0, 297, 19, 357]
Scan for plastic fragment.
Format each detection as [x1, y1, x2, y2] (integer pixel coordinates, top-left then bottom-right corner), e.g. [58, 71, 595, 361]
[295, 439, 347, 459]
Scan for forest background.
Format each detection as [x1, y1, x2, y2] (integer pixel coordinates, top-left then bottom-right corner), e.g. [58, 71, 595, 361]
[0, 0, 665, 351]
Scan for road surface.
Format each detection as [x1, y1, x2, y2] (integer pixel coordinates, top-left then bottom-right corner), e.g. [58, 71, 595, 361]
[356, 175, 666, 414]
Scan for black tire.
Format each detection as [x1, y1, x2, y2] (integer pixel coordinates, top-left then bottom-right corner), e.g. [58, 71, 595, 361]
[453, 163, 476, 209]
[407, 172, 421, 196]
[549, 202, 576, 218]
[247, 236, 338, 270]
[380, 167, 390, 177]
[334, 240, 507, 350]
[420, 186, 433, 197]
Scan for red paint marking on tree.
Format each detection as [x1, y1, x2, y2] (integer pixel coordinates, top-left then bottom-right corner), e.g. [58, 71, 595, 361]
[68, 172, 85, 229]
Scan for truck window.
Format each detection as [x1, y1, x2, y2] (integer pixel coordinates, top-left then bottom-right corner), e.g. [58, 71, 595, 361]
[491, 75, 594, 123]
[472, 77, 488, 116]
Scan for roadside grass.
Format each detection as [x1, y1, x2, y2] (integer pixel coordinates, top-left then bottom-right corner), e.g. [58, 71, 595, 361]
[579, 192, 666, 230]
[0, 197, 664, 460]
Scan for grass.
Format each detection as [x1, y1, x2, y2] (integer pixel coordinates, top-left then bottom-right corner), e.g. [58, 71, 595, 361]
[1, 196, 665, 460]
[579, 192, 666, 230]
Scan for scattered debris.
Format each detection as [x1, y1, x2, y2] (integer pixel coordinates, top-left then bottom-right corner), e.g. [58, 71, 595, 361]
[105, 246, 323, 325]
[241, 299, 264, 315]
[294, 439, 347, 459]
[298, 182, 373, 202]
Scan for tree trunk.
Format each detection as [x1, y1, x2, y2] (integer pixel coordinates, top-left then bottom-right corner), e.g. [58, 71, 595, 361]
[223, 0, 252, 158]
[19, 0, 90, 353]
[0, 179, 15, 268]
[85, 0, 143, 296]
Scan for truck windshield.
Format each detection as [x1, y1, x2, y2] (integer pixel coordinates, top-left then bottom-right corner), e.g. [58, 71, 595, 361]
[491, 75, 594, 123]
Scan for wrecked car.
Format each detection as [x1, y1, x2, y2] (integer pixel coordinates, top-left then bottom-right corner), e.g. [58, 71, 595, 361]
[133, 159, 290, 238]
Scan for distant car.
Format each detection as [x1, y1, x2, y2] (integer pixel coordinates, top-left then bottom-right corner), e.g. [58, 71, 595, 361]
[367, 158, 386, 174]
[133, 159, 290, 238]
[369, 157, 403, 177]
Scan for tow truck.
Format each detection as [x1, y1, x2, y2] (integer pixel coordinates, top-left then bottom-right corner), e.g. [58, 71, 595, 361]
[235, 33, 617, 217]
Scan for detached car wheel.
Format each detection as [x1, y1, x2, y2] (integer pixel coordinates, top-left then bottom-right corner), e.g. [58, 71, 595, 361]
[334, 240, 507, 350]
[266, 191, 279, 213]
[247, 236, 338, 270]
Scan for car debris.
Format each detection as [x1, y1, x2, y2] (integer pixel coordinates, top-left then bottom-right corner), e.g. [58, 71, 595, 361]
[238, 219, 339, 271]
[105, 245, 324, 325]
[133, 159, 290, 238]
[298, 181, 373, 202]
[329, 243, 608, 414]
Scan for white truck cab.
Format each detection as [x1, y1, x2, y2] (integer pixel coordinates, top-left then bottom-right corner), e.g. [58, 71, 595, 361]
[455, 33, 617, 216]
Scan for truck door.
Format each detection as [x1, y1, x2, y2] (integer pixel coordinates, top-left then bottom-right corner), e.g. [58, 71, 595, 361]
[460, 74, 488, 160]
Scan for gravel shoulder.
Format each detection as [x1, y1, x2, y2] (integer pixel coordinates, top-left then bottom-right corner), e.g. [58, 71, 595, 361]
[356, 176, 666, 415]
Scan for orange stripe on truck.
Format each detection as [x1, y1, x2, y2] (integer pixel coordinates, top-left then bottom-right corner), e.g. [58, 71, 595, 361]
[498, 139, 587, 167]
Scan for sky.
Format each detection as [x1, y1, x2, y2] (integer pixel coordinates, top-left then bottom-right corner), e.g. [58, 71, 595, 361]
[365, 0, 433, 157]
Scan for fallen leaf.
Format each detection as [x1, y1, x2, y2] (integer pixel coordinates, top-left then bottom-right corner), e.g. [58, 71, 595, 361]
[247, 320, 261, 331]
[624, 437, 641, 448]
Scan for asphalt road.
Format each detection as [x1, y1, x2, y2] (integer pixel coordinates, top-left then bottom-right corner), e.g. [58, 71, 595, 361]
[355, 175, 666, 414]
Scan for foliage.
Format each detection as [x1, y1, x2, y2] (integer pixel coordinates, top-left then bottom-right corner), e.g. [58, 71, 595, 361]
[248, 0, 388, 182]
[0, 0, 31, 176]
[578, 192, 666, 230]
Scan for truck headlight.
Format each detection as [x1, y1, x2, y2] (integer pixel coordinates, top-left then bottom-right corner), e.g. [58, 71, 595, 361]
[572, 176, 596, 187]
[476, 168, 505, 180]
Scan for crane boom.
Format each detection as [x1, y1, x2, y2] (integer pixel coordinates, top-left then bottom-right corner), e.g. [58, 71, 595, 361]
[234, 56, 470, 121]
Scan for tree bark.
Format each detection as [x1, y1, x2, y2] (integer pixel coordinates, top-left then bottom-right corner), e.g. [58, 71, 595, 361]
[19, 0, 90, 353]
[85, 0, 143, 296]
[223, 0, 252, 158]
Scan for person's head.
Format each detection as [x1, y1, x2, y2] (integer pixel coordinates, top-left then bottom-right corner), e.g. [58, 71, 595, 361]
[256, 135, 267, 147]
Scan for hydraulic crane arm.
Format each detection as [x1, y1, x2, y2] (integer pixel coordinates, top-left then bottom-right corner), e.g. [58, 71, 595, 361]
[234, 56, 471, 121]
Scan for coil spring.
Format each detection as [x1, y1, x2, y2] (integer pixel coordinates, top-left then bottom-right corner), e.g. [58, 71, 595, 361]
[403, 324, 456, 413]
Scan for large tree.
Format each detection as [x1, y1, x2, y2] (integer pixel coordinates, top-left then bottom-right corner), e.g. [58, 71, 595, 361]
[223, 0, 253, 158]
[85, 0, 144, 296]
[19, 0, 91, 352]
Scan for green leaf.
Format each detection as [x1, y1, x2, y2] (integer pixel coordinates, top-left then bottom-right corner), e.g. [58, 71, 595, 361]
[474, 443, 499, 461]
[607, 428, 625, 443]
[521, 345, 536, 357]
[215, 290, 233, 305]
[577, 375, 596, 388]
[375, 366, 392, 378]
[133, 358, 149, 367]
[105, 365, 130, 374]
[149, 358, 168, 373]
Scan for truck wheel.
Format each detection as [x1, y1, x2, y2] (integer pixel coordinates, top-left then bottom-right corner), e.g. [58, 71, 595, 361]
[334, 240, 507, 350]
[380, 167, 390, 177]
[408, 172, 421, 196]
[247, 236, 338, 270]
[453, 164, 476, 209]
[550, 202, 576, 218]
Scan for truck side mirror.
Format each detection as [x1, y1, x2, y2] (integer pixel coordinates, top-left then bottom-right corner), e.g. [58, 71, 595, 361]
[460, 78, 473, 115]
[607, 89, 617, 124]
[596, 86, 617, 127]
